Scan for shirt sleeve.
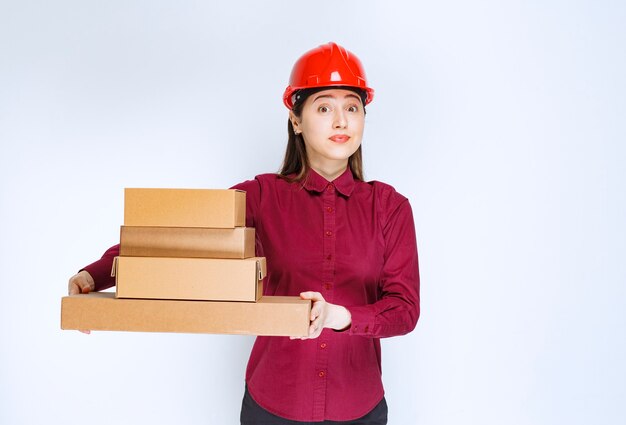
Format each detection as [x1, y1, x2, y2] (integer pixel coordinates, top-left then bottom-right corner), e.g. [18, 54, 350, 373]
[81, 244, 119, 291]
[345, 196, 420, 338]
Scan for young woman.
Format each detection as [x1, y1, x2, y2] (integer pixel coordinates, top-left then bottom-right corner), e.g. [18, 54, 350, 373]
[68, 42, 420, 425]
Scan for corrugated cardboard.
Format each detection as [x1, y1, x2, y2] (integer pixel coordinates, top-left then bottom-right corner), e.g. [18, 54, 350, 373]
[61, 292, 311, 337]
[114, 256, 266, 302]
[124, 188, 246, 228]
[120, 226, 256, 259]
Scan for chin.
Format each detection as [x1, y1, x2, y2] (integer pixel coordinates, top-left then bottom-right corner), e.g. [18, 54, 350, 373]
[331, 148, 359, 160]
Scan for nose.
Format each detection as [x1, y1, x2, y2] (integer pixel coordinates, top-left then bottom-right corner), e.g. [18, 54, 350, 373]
[333, 109, 347, 129]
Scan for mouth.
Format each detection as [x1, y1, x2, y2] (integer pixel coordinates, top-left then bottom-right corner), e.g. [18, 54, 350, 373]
[329, 134, 350, 143]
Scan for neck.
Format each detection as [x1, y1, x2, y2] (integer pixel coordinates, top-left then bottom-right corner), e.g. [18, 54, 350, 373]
[310, 160, 348, 181]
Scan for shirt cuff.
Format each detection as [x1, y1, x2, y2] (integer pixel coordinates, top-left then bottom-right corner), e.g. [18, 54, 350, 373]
[345, 305, 377, 336]
[81, 258, 116, 292]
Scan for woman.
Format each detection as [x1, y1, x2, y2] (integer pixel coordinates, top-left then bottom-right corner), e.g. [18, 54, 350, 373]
[68, 42, 420, 424]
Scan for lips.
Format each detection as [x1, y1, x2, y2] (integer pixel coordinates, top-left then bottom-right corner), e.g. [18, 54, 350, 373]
[329, 134, 350, 143]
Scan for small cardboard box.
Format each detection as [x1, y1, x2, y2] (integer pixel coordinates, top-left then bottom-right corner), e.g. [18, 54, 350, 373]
[120, 226, 256, 259]
[114, 256, 265, 302]
[124, 188, 246, 228]
[61, 292, 311, 337]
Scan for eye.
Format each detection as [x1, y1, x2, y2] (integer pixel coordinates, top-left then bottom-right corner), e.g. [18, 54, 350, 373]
[318, 105, 331, 113]
[347, 105, 359, 113]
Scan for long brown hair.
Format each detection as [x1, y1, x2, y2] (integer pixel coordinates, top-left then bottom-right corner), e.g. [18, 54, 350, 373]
[279, 87, 366, 183]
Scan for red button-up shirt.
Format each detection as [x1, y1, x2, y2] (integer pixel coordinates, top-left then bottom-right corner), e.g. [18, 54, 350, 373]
[83, 167, 420, 422]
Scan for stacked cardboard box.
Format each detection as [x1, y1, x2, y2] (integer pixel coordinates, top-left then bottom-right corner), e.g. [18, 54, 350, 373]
[61, 189, 310, 336]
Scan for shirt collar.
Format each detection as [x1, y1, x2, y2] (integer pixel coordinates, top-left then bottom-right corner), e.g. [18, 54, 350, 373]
[303, 167, 356, 197]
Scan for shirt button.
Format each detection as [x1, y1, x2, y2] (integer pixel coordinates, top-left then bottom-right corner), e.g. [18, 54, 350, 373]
[320, 343, 327, 349]
[325, 231, 332, 237]
[326, 207, 333, 213]
[319, 371, 326, 377]
[326, 185, 334, 192]
[323, 283, 332, 290]
[326, 254, 332, 260]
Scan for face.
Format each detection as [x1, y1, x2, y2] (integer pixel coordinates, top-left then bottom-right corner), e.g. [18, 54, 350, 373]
[290, 88, 365, 172]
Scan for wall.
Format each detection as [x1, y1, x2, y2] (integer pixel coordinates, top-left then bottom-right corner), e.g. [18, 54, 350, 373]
[1, 1, 624, 424]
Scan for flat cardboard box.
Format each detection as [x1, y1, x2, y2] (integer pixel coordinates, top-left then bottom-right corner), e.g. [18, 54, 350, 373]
[124, 188, 246, 228]
[61, 292, 311, 337]
[120, 226, 256, 259]
[114, 256, 265, 302]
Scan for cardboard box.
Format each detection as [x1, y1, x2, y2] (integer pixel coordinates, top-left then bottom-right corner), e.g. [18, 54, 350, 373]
[124, 188, 246, 228]
[120, 226, 256, 259]
[61, 292, 311, 337]
[114, 256, 265, 302]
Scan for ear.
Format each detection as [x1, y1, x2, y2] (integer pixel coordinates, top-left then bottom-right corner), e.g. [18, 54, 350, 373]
[289, 111, 302, 135]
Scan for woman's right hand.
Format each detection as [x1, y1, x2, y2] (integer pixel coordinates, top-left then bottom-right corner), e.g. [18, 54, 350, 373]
[67, 270, 95, 334]
[68, 270, 95, 295]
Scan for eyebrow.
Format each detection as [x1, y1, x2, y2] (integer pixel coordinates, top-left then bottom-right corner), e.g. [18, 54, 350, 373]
[312, 93, 362, 103]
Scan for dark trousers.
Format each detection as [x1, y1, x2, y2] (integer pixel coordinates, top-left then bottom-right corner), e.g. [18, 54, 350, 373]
[240, 386, 388, 425]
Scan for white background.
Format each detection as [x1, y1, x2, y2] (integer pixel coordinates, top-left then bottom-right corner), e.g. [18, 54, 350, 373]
[1, 1, 624, 424]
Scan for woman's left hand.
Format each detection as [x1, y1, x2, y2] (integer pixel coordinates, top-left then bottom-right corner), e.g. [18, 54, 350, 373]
[292, 291, 352, 340]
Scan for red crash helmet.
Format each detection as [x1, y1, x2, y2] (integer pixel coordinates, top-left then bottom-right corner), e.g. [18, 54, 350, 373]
[283, 42, 375, 109]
